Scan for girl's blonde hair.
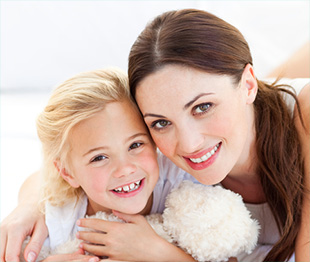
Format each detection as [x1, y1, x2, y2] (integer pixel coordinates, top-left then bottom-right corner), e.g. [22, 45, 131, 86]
[37, 67, 133, 207]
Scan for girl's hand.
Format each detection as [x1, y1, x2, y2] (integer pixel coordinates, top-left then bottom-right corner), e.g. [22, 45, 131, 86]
[0, 203, 47, 262]
[76, 212, 195, 261]
[42, 249, 100, 262]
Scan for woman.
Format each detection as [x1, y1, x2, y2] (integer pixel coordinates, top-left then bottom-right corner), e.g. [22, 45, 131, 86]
[1, 9, 309, 262]
[127, 9, 309, 262]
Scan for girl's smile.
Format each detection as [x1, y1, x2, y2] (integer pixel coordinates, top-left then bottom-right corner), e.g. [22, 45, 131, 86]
[111, 178, 145, 197]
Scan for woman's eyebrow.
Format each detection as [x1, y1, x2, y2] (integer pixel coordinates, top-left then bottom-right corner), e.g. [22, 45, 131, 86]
[143, 92, 215, 119]
[183, 92, 214, 110]
[143, 113, 166, 119]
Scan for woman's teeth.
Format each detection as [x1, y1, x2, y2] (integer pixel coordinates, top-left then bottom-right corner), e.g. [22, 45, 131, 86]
[113, 180, 141, 193]
[189, 143, 219, 164]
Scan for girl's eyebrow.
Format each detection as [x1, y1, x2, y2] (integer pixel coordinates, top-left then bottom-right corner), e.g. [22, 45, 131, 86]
[84, 133, 149, 156]
[183, 92, 214, 110]
[125, 133, 148, 143]
[83, 146, 108, 156]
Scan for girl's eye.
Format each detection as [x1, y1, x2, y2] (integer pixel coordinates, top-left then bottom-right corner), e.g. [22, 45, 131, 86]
[193, 103, 212, 115]
[91, 155, 107, 163]
[151, 120, 171, 130]
[129, 142, 143, 151]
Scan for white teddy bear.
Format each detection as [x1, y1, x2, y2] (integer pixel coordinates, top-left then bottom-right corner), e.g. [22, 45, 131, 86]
[21, 181, 260, 262]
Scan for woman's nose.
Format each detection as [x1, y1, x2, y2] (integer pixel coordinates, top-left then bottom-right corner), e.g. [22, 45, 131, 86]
[175, 122, 205, 154]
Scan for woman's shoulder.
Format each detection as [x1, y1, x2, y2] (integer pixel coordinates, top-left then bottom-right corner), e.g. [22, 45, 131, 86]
[264, 77, 310, 113]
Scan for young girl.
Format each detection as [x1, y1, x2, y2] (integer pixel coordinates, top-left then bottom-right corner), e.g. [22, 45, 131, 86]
[21, 67, 196, 262]
[1, 9, 309, 262]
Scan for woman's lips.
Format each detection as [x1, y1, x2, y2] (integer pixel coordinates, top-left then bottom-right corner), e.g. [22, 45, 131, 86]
[184, 142, 221, 170]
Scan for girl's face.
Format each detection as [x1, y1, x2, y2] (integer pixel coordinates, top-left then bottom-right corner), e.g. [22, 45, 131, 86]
[135, 65, 257, 185]
[63, 100, 159, 215]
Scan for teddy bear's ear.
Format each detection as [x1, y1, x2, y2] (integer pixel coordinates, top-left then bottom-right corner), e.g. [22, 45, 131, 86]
[54, 160, 80, 188]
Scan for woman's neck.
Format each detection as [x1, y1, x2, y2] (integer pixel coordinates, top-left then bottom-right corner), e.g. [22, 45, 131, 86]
[221, 174, 266, 204]
[222, 106, 266, 204]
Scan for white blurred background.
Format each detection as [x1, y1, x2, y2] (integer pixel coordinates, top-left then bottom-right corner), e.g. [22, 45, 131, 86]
[1, 0, 309, 221]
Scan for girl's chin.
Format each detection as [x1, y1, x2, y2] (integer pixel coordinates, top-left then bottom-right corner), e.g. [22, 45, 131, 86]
[116, 204, 147, 215]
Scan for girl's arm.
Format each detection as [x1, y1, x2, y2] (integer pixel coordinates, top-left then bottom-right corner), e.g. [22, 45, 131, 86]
[42, 249, 100, 262]
[76, 213, 196, 262]
[294, 83, 310, 262]
[0, 171, 47, 262]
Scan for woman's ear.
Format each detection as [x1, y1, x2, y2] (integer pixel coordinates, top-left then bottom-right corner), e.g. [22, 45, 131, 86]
[241, 64, 258, 104]
[54, 160, 80, 188]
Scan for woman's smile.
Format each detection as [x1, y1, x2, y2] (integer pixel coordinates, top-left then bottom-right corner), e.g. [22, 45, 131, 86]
[184, 142, 221, 170]
[136, 64, 256, 185]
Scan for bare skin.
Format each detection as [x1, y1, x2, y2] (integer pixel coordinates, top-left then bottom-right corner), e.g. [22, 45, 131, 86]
[1, 45, 309, 262]
[267, 41, 310, 79]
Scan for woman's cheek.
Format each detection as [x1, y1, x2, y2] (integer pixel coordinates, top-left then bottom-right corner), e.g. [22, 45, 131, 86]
[152, 135, 174, 156]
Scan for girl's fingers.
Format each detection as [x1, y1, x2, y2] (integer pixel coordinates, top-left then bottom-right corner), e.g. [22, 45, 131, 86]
[77, 231, 106, 245]
[43, 252, 100, 262]
[77, 218, 121, 232]
[113, 210, 140, 223]
[80, 242, 108, 257]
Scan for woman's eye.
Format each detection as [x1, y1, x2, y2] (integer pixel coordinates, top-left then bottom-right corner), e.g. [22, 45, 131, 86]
[129, 142, 143, 151]
[193, 103, 212, 114]
[151, 120, 171, 130]
[91, 155, 107, 162]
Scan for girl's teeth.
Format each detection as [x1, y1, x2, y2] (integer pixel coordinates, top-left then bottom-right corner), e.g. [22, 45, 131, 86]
[114, 180, 141, 193]
[190, 144, 219, 164]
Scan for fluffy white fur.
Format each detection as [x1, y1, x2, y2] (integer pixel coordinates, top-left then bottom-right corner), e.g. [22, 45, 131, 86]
[21, 181, 259, 262]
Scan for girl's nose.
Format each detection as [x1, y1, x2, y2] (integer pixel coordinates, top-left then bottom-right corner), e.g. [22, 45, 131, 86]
[112, 158, 137, 178]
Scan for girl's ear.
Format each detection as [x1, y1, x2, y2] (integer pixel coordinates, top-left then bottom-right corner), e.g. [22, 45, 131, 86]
[241, 64, 258, 104]
[54, 160, 80, 188]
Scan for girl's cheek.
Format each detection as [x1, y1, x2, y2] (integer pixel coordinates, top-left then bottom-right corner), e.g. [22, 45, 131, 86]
[140, 149, 159, 170]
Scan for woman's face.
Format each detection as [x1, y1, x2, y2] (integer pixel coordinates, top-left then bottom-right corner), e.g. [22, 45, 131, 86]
[135, 65, 257, 185]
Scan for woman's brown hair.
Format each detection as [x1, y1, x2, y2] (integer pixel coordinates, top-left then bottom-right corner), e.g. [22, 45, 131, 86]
[128, 9, 304, 261]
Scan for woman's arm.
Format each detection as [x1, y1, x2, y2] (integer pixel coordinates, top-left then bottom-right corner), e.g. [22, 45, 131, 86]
[267, 41, 310, 78]
[294, 83, 310, 262]
[0, 171, 47, 262]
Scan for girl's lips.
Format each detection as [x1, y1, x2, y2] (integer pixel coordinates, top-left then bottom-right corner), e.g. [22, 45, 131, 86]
[184, 142, 221, 170]
[110, 178, 145, 198]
